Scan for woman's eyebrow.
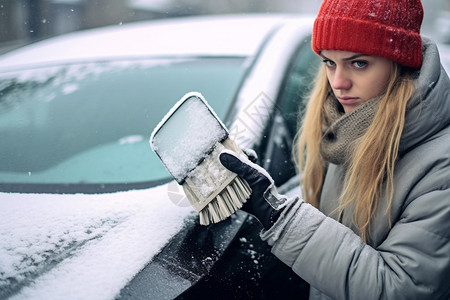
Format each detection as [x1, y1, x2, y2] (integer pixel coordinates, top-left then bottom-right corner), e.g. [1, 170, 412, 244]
[320, 54, 330, 60]
[320, 53, 368, 61]
[342, 54, 368, 61]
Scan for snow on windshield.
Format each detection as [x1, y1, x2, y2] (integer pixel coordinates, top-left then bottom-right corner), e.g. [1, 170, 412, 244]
[0, 59, 190, 89]
[0, 185, 194, 299]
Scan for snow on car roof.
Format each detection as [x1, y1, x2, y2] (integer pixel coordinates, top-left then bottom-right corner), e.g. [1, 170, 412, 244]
[0, 14, 302, 71]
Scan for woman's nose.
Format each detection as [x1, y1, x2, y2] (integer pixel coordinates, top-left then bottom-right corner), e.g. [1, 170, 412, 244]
[331, 67, 352, 90]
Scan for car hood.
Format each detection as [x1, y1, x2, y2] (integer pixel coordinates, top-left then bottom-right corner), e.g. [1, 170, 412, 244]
[0, 184, 194, 299]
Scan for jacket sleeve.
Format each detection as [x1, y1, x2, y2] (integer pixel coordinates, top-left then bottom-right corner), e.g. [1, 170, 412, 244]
[261, 189, 450, 300]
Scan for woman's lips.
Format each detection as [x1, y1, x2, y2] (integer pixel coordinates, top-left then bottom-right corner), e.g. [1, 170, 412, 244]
[337, 96, 359, 105]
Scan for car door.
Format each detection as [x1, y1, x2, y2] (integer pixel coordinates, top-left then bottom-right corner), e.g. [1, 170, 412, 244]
[260, 36, 321, 188]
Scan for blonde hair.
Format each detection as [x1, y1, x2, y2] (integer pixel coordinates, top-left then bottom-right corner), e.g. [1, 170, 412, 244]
[295, 63, 415, 242]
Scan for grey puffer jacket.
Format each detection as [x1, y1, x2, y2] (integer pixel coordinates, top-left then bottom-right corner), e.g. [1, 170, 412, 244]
[261, 38, 450, 300]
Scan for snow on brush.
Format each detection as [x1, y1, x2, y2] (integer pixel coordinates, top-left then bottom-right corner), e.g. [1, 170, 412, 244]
[150, 92, 228, 183]
[0, 185, 194, 300]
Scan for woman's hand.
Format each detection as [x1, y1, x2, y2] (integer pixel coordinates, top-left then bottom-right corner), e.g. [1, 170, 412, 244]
[219, 150, 287, 229]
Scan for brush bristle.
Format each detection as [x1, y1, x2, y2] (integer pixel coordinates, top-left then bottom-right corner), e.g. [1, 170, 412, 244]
[180, 138, 252, 225]
[199, 176, 251, 225]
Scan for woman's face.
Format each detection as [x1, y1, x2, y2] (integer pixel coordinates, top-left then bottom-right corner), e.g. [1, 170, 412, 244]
[321, 50, 393, 114]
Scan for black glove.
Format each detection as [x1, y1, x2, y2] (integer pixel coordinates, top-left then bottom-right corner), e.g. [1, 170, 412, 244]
[219, 150, 287, 230]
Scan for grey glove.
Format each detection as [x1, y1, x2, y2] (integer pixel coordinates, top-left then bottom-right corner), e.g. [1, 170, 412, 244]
[219, 150, 287, 230]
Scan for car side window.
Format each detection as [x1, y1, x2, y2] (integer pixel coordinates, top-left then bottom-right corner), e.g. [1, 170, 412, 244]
[279, 37, 321, 138]
[261, 37, 321, 187]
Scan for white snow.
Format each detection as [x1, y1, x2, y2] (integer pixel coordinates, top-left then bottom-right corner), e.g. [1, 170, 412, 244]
[151, 92, 228, 183]
[0, 16, 280, 71]
[119, 135, 144, 145]
[61, 83, 79, 95]
[0, 184, 194, 300]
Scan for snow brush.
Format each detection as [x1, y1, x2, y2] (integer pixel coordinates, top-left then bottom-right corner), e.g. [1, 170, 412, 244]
[150, 92, 252, 225]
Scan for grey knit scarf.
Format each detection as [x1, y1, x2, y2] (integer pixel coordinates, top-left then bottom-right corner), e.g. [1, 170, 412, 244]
[320, 95, 382, 165]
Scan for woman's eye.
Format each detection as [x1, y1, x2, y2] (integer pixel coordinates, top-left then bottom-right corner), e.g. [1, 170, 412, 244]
[352, 60, 368, 69]
[322, 59, 336, 68]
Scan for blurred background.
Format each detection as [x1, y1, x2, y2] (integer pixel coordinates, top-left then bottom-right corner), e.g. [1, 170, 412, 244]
[0, 0, 449, 54]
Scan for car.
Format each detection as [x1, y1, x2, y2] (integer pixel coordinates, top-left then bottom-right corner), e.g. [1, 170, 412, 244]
[435, 10, 450, 44]
[437, 42, 450, 75]
[0, 14, 321, 299]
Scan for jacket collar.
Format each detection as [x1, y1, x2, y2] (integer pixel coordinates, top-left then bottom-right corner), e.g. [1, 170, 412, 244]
[400, 37, 450, 154]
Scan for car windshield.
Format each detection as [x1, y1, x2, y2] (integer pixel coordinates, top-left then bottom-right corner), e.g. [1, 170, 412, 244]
[0, 57, 247, 192]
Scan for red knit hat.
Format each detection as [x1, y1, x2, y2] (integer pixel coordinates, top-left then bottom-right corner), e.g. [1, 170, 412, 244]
[312, 0, 424, 69]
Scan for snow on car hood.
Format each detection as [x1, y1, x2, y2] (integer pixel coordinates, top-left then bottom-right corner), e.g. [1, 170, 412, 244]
[0, 184, 194, 300]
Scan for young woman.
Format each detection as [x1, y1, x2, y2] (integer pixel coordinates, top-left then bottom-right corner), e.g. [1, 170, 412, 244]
[219, 0, 450, 299]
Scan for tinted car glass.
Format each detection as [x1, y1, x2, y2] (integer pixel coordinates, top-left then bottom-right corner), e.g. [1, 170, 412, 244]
[0, 57, 247, 189]
[261, 37, 321, 186]
[279, 37, 321, 137]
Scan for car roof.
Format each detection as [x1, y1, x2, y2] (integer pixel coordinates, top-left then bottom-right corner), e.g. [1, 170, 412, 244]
[436, 42, 450, 74]
[0, 14, 314, 71]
